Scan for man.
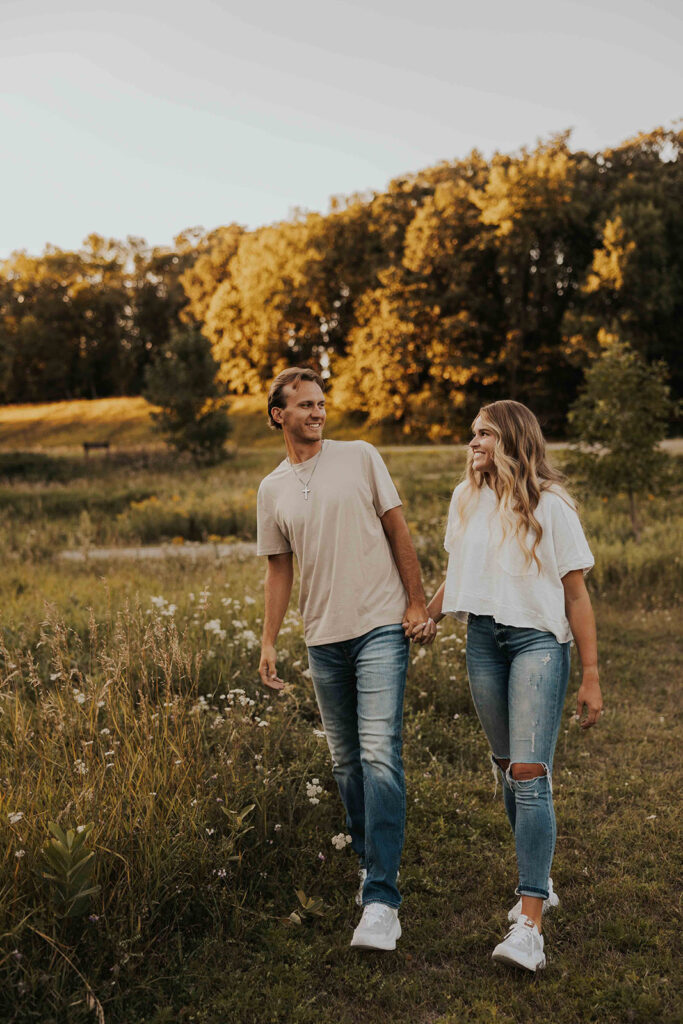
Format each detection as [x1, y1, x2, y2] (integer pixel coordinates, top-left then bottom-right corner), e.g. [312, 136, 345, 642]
[257, 366, 435, 951]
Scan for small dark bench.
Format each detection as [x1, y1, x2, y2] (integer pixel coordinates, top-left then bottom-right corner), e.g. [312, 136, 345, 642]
[83, 442, 111, 456]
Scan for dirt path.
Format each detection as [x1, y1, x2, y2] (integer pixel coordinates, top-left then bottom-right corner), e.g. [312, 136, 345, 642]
[59, 541, 258, 562]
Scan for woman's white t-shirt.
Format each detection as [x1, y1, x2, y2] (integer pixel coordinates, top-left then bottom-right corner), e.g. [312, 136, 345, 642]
[443, 482, 594, 644]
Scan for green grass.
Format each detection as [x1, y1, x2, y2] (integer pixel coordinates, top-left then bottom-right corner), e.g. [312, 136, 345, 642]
[0, 448, 680, 1023]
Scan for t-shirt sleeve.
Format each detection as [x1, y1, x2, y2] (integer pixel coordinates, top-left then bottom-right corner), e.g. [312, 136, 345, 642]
[549, 495, 594, 578]
[362, 443, 402, 517]
[256, 482, 292, 556]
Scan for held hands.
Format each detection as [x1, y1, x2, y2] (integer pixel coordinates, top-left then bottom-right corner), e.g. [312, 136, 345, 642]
[402, 603, 437, 646]
[258, 644, 286, 691]
[575, 668, 603, 729]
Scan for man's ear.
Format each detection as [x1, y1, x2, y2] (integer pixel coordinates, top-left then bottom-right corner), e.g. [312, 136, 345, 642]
[271, 406, 283, 425]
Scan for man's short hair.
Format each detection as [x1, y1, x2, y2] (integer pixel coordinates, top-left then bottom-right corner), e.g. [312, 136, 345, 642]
[267, 367, 325, 430]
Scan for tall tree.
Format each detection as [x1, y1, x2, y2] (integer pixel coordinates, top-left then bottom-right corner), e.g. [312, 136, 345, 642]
[568, 335, 674, 539]
[563, 128, 683, 397]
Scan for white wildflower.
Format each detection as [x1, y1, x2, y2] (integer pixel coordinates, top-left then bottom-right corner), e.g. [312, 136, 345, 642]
[15, 849, 25, 859]
[72, 689, 86, 705]
[100, 727, 110, 735]
[8, 812, 23, 825]
[331, 833, 352, 851]
[244, 596, 255, 605]
[73, 759, 88, 776]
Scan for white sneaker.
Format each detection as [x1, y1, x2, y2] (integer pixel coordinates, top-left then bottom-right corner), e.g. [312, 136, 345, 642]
[508, 878, 559, 923]
[350, 903, 401, 951]
[355, 868, 367, 907]
[492, 915, 546, 972]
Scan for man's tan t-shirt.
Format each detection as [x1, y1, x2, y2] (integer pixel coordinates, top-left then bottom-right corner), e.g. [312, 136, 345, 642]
[257, 440, 408, 646]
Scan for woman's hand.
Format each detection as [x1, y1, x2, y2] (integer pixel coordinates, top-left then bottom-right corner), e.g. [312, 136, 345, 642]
[408, 618, 437, 645]
[576, 668, 603, 728]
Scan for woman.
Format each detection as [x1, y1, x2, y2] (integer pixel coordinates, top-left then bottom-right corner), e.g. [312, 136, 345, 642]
[421, 400, 603, 972]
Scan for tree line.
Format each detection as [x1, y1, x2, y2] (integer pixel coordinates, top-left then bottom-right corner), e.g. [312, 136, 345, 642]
[1, 127, 680, 437]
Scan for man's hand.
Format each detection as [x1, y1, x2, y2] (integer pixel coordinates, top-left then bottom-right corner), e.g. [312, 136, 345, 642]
[259, 644, 285, 690]
[402, 603, 437, 645]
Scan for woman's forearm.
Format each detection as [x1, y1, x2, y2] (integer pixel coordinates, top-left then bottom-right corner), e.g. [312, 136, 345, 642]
[565, 591, 598, 672]
[562, 570, 598, 672]
[427, 580, 447, 623]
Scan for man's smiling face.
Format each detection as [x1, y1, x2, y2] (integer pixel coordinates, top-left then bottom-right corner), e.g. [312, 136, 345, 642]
[273, 380, 326, 446]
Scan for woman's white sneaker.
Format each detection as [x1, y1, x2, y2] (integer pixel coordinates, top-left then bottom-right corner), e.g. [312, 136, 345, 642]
[508, 878, 559, 923]
[492, 915, 546, 972]
[350, 903, 401, 950]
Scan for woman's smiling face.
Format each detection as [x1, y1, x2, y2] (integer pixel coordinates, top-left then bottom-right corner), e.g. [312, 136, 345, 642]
[469, 415, 497, 475]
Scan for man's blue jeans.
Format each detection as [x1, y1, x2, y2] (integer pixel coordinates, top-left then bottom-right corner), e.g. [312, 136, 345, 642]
[466, 614, 571, 900]
[307, 624, 409, 909]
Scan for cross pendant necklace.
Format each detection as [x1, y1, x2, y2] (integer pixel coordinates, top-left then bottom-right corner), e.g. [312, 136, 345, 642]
[288, 442, 324, 500]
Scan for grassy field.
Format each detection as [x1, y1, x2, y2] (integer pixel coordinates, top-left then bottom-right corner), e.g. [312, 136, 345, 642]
[0, 444, 681, 1024]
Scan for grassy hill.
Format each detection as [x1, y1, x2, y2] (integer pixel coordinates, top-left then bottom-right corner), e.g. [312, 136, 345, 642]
[0, 396, 412, 451]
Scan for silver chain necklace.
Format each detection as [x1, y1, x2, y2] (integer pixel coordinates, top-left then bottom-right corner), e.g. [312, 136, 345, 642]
[287, 441, 324, 500]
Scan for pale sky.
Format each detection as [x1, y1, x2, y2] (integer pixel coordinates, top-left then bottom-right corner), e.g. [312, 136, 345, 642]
[1, 0, 681, 258]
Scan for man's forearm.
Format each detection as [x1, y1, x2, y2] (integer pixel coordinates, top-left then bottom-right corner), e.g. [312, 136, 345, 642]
[262, 557, 294, 645]
[381, 509, 426, 605]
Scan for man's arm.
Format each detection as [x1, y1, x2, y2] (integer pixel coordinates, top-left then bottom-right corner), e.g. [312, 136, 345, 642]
[259, 552, 294, 690]
[380, 506, 435, 643]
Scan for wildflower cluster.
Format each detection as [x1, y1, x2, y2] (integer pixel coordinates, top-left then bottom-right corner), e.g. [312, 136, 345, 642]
[331, 833, 352, 851]
[204, 619, 227, 641]
[306, 778, 323, 805]
[149, 595, 177, 617]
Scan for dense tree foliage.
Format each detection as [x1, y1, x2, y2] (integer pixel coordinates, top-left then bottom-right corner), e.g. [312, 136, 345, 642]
[143, 324, 230, 462]
[1, 127, 680, 437]
[567, 334, 675, 538]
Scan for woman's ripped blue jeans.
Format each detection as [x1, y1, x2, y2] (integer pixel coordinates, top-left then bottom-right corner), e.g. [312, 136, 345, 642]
[466, 614, 570, 900]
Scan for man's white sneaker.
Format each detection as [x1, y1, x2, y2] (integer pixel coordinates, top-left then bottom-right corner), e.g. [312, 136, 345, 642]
[492, 915, 546, 972]
[508, 878, 559, 924]
[350, 903, 401, 951]
[355, 868, 367, 907]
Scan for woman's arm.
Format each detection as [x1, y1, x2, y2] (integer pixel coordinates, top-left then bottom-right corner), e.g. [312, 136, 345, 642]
[562, 569, 603, 728]
[426, 580, 447, 624]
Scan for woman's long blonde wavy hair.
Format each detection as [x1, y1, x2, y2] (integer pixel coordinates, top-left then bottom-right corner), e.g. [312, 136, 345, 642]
[450, 400, 573, 571]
